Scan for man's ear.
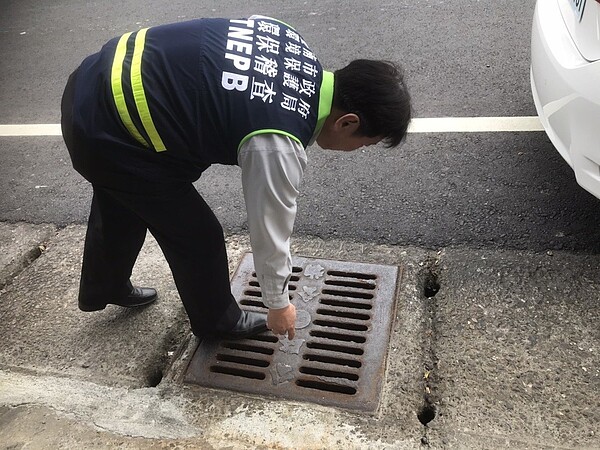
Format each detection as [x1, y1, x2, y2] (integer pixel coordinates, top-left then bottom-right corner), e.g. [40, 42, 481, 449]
[335, 113, 360, 134]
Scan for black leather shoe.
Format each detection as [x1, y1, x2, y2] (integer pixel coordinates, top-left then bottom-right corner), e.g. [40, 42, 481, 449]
[79, 287, 157, 311]
[216, 311, 268, 339]
[109, 287, 157, 308]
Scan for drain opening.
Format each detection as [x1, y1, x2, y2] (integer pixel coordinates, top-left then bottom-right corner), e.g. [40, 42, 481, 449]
[296, 379, 357, 395]
[320, 298, 372, 310]
[327, 270, 377, 280]
[215, 354, 270, 368]
[222, 342, 275, 355]
[299, 366, 359, 381]
[316, 308, 371, 321]
[423, 272, 440, 298]
[306, 341, 364, 355]
[246, 334, 278, 343]
[210, 365, 266, 380]
[313, 320, 368, 331]
[243, 290, 262, 297]
[324, 279, 376, 290]
[418, 404, 436, 425]
[146, 368, 163, 387]
[303, 353, 362, 368]
[310, 330, 366, 343]
[322, 289, 374, 299]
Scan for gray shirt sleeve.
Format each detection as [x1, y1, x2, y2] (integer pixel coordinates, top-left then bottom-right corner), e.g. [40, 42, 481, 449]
[238, 134, 307, 309]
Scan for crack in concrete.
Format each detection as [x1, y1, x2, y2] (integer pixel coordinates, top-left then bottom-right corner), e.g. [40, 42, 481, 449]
[0, 223, 58, 290]
[0, 243, 43, 291]
[418, 252, 443, 446]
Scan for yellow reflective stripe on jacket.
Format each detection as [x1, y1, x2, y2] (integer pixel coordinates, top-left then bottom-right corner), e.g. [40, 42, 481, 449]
[110, 32, 150, 148]
[110, 28, 166, 152]
[130, 28, 166, 152]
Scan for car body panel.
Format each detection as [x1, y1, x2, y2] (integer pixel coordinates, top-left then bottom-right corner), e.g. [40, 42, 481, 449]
[558, 0, 600, 61]
[531, 0, 600, 198]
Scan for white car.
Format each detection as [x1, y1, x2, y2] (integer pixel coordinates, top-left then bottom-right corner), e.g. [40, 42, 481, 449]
[531, 0, 600, 198]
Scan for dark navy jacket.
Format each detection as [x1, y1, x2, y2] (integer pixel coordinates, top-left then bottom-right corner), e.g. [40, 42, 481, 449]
[69, 17, 333, 187]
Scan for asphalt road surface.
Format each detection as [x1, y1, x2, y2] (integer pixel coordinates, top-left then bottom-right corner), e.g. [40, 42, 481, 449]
[2, 0, 600, 253]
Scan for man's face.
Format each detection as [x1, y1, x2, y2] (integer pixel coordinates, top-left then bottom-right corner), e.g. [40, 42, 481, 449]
[325, 134, 382, 152]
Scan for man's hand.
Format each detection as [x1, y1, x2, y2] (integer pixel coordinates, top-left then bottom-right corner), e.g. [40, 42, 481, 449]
[267, 304, 296, 339]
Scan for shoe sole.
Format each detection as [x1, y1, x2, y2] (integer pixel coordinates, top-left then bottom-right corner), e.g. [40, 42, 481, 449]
[78, 303, 107, 312]
[79, 295, 157, 311]
[109, 295, 157, 308]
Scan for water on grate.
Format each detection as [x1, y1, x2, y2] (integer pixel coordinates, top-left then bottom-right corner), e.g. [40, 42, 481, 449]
[184, 253, 400, 412]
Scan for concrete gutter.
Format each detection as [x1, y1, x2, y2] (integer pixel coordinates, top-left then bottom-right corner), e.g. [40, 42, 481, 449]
[0, 222, 598, 449]
[0, 222, 56, 290]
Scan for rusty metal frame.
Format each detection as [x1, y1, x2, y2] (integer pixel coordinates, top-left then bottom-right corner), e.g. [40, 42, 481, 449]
[184, 253, 400, 412]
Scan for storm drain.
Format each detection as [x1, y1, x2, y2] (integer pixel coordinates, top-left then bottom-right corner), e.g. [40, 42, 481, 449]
[184, 253, 400, 412]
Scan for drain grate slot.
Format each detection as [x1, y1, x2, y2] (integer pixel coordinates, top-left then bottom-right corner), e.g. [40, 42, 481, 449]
[319, 298, 372, 310]
[296, 379, 357, 395]
[215, 353, 270, 368]
[324, 279, 376, 290]
[184, 254, 400, 412]
[210, 365, 266, 380]
[245, 334, 278, 344]
[243, 290, 262, 297]
[327, 270, 377, 280]
[316, 308, 371, 321]
[321, 289, 374, 299]
[239, 299, 267, 308]
[222, 342, 275, 355]
[305, 341, 364, 355]
[309, 330, 367, 343]
[299, 365, 359, 381]
[313, 320, 369, 331]
[303, 353, 362, 368]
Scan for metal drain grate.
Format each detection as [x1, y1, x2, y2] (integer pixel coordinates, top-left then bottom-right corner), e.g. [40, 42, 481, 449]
[184, 253, 400, 412]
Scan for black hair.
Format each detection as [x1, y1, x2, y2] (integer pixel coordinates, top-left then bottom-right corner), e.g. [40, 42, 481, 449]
[333, 60, 412, 147]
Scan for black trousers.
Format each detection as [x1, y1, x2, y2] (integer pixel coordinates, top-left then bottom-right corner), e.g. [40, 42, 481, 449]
[61, 71, 241, 337]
